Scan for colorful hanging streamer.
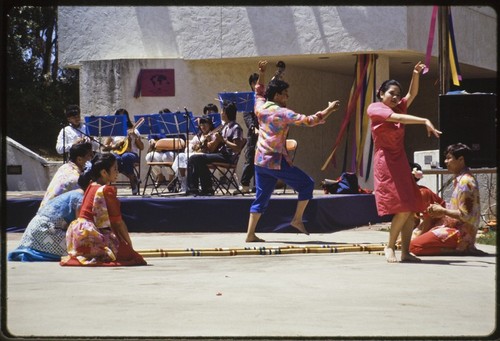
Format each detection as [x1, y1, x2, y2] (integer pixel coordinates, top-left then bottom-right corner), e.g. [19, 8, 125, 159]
[423, 6, 461, 86]
[423, 6, 438, 75]
[447, 7, 462, 86]
[322, 54, 376, 178]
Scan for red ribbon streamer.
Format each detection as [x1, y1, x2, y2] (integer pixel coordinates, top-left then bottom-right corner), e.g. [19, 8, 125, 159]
[423, 6, 438, 74]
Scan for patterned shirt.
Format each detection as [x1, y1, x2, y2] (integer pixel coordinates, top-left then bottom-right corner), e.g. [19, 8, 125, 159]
[431, 168, 481, 251]
[218, 121, 244, 164]
[79, 183, 122, 227]
[254, 82, 325, 170]
[39, 161, 82, 209]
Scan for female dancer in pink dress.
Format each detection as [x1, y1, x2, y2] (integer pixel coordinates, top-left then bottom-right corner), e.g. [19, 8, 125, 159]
[367, 62, 441, 263]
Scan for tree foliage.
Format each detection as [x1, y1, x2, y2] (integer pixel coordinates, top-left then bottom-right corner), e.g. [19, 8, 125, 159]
[6, 6, 79, 159]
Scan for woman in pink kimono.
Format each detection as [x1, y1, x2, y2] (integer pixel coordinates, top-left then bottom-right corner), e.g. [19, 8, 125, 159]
[367, 62, 441, 263]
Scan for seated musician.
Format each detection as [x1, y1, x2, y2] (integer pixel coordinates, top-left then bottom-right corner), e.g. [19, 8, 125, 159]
[103, 108, 144, 195]
[172, 115, 219, 193]
[187, 101, 245, 196]
[56, 105, 100, 158]
[203, 103, 219, 116]
[145, 108, 177, 187]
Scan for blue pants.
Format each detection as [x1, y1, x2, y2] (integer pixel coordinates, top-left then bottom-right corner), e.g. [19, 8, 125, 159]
[114, 152, 139, 176]
[250, 159, 314, 213]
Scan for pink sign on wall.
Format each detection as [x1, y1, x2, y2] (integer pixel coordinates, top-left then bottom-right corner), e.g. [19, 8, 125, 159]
[134, 69, 175, 98]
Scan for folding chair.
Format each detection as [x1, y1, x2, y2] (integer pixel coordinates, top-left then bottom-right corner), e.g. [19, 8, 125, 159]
[281, 139, 298, 194]
[142, 137, 185, 196]
[208, 139, 247, 196]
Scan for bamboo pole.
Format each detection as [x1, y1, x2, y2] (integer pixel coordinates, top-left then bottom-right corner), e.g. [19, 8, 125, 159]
[137, 243, 400, 258]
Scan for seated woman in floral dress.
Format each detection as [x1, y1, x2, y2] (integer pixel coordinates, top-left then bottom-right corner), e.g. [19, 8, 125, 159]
[61, 153, 146, 266]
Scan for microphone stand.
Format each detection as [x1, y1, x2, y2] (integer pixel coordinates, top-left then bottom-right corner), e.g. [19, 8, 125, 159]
[74, 126, 106, 149]
[184, 107, 191, 196]
[62, 122, 67, 163]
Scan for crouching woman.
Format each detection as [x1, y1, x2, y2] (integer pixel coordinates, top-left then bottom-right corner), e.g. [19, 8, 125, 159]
[61, 153, 146, 266]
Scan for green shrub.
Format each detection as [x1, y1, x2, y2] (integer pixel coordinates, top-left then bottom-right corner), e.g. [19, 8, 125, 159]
[476, 230, 496, 246]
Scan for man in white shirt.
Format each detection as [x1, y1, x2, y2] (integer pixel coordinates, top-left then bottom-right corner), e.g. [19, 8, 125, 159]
[55, 105, 98, 160]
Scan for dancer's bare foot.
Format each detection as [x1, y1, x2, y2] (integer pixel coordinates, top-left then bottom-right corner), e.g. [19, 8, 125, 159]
[384, 247, 398, 263]
[246, 234, 265, 243]
[400, 253, 422, 263]
[290, 219, 309, 235]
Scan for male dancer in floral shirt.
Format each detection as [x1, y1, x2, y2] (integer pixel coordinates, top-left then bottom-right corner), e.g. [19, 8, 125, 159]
[245, 60, 340, 242]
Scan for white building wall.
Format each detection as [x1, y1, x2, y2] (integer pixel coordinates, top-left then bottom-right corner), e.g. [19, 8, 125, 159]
[59, 6, 496, 71]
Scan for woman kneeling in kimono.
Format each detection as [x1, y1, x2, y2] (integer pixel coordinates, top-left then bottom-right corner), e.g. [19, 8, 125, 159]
[61, 153, 146, 266]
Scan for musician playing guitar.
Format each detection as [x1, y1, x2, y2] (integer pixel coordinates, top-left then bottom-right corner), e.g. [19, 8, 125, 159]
[192, 116, 223, 154]
[187, 102, 245, 196]
[103, 109, 144, 195]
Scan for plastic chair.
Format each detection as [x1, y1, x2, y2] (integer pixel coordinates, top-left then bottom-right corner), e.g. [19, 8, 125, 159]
[142, 138, 185, 196]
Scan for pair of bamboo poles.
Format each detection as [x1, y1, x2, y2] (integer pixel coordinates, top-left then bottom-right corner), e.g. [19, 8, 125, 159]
[137, 243, 400, 258]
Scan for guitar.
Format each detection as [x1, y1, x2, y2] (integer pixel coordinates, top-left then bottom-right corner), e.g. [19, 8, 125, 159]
[115, 117, 145, 155]
[193, 124, 225, 153]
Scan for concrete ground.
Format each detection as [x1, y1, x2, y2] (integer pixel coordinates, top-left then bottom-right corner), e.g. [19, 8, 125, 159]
[3, 223, 497, 341]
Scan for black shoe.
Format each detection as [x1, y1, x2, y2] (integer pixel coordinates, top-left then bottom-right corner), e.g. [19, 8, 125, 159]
[186, 189, 200, 196]
[167, 182, 177, 193]
[131, 180, 140, 195]
[199, 189, 214, 196]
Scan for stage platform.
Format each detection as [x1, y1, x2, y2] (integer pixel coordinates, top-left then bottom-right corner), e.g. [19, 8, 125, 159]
[5, 189, 391, 234]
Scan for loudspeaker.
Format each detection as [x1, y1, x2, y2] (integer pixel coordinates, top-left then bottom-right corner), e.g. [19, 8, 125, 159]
[439, 93, 497, 168]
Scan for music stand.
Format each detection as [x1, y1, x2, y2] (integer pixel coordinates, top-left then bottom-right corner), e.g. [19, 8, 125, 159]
[156, 111, 198, 138]
[85, 115, 127, 144]
[207, 112, 222, 128]
[134, 113, 161, 139]
[218, 91, 255, 112]
[152, 111, 198, 196]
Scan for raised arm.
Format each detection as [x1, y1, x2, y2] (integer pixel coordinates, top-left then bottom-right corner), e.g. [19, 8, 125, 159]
[257, 60, 268, 86]
[404, 61, 425, 108]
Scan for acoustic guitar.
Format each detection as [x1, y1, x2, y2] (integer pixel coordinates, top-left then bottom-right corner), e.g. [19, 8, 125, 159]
[115, 117, 145, 155]
[193, 124, 225, 153]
